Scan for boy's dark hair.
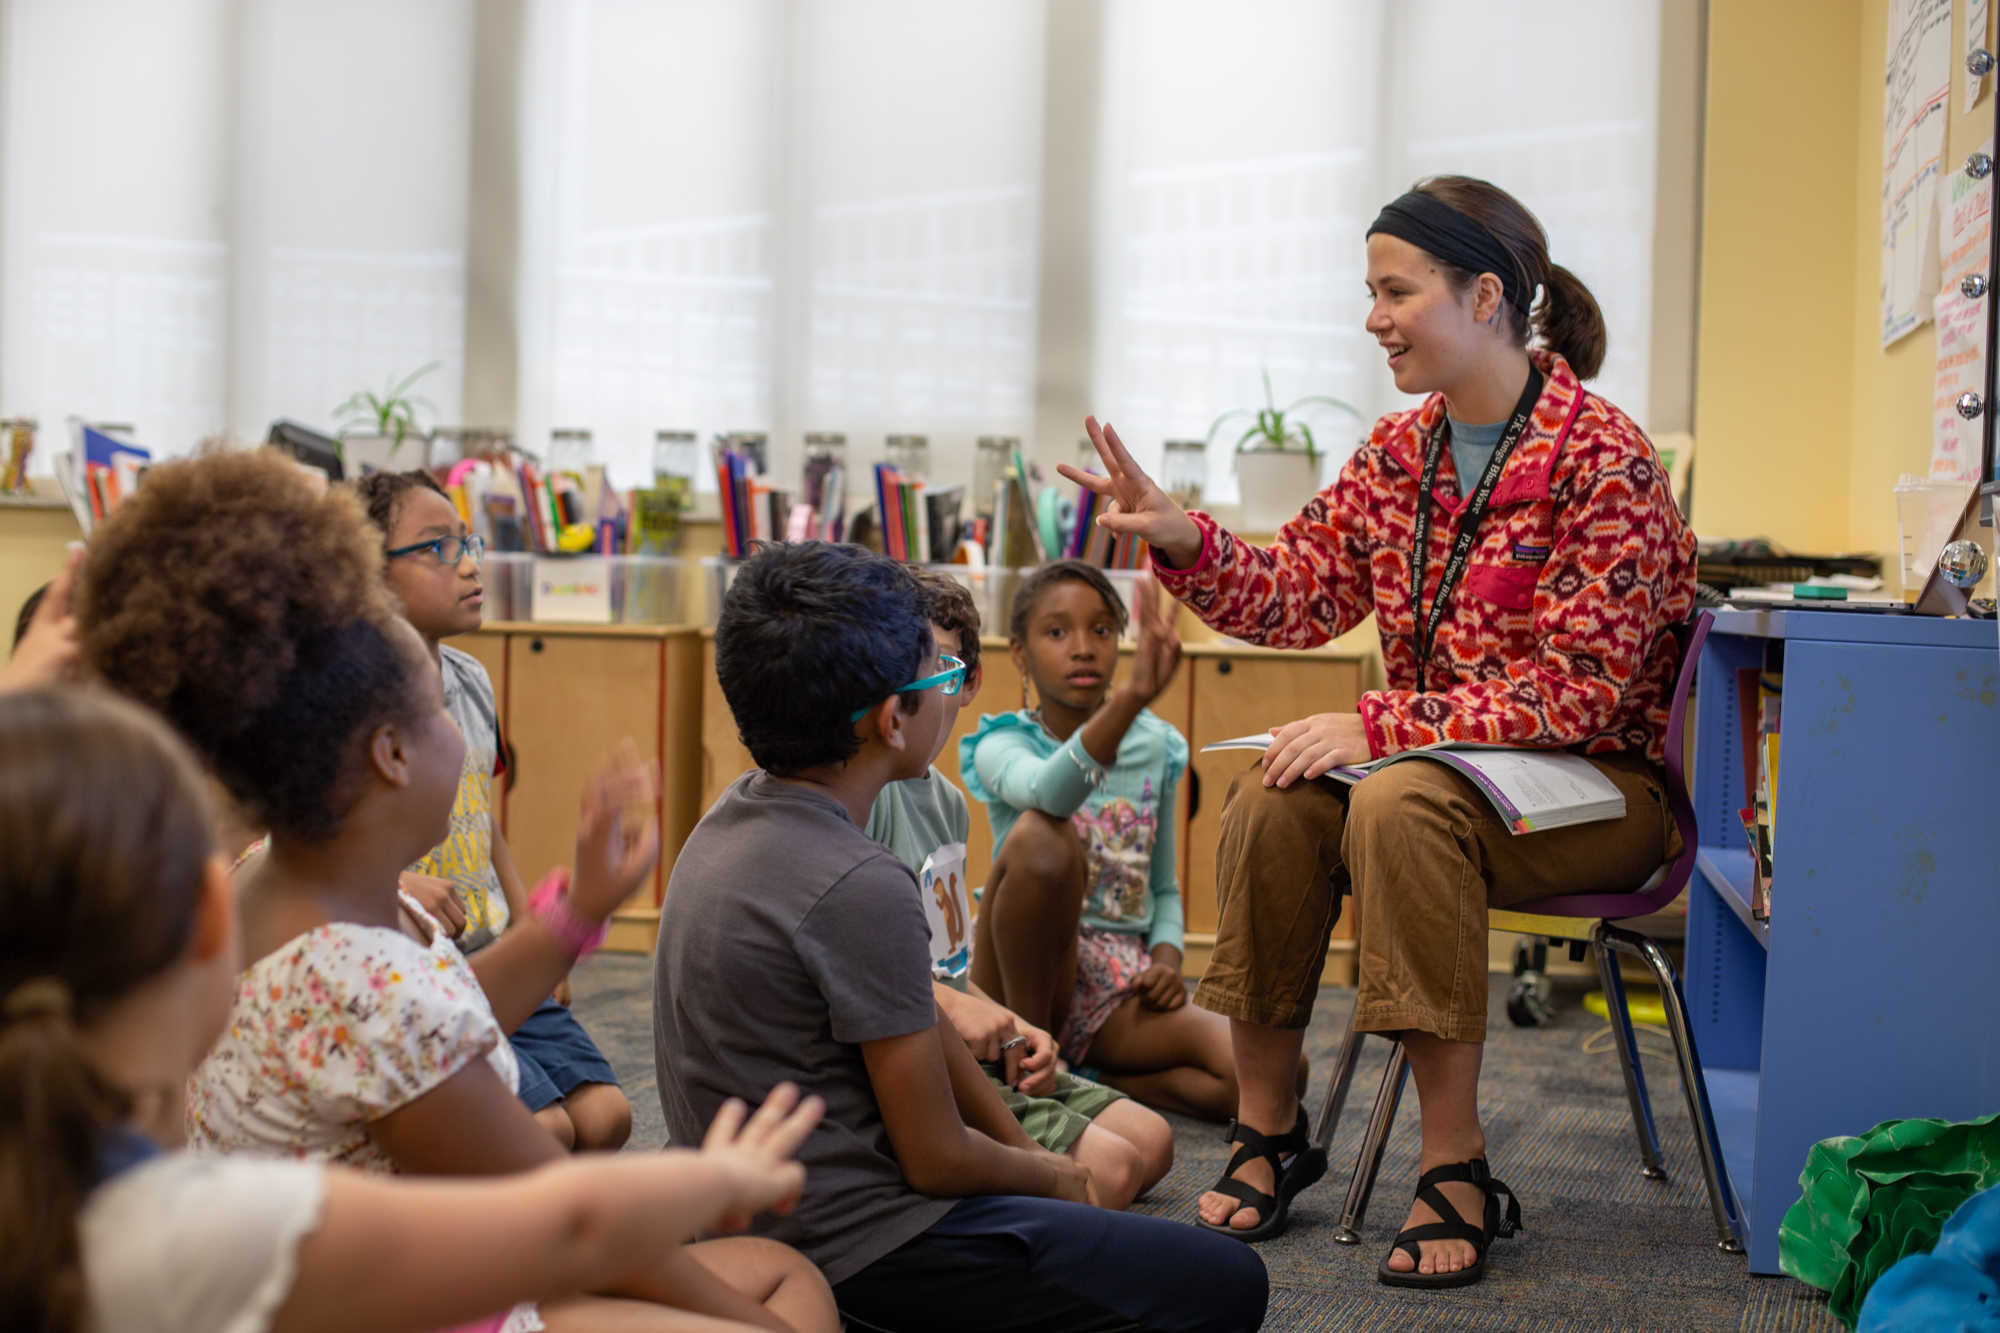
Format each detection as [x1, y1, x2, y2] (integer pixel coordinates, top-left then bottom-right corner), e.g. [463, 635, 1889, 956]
[0, 689, 215, 1333]
[715, 542, 931, 776]
[11, 585, 46, 649]
[350, 468, 448, 543]
[1008, 560, 1129, 642]
[76, 450, 431, 843]
[912, 569, 981, 671]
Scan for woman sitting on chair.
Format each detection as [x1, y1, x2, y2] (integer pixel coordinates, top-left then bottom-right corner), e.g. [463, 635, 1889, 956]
[1063, 175, 1697, 1288]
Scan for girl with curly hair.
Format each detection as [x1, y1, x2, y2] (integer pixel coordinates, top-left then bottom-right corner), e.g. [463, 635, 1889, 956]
[75, 448, 836, 1333]
[0, 686, 826, 1333]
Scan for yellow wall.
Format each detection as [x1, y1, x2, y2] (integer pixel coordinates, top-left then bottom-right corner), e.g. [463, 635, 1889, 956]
[1697, 0, 1996, 560]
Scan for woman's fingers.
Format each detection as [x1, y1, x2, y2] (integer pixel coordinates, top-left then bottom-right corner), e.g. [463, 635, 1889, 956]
[1055, 462, 1117, 496]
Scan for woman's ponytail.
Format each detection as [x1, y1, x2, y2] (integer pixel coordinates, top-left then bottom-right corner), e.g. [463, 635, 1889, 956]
[1535, 262, 1606, 381]
[0, 994, 127, 1333]
[0, 690, 216, 1333]
[1410, 175, 1609, 380]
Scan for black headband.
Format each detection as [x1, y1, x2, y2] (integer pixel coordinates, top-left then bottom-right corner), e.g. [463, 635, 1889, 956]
[1366, 192, 1534, 318]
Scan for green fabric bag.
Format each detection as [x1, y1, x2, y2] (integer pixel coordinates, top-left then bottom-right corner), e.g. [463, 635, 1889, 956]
[1779, 1110, 2000, 1327]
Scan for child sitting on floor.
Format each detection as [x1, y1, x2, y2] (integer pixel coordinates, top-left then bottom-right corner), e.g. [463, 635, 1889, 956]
[354, 468, 630, 1153]
[653, 541, 1266, 1333]
[964, 560, 1298, 1121]
[867, 569, 1172, 1209]
[0, 685, 826, 1333]
[76, 449, 835, 1333]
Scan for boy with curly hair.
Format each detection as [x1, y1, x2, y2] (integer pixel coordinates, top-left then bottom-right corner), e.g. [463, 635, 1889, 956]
[353, 469, 631, 1154]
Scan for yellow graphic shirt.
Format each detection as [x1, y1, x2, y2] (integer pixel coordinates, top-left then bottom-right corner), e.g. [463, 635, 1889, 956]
[412, 645, 509, 952]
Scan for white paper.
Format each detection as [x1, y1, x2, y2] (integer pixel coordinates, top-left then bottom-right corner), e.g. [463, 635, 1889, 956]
[1967, 0, 1991, 114]
[1199, 733, 1275, 753]
[918, 842, 972, 980]
[1933, 138, 1994, 483]
[1885, 0, 1955, 347]
[530, 557, 612, 624]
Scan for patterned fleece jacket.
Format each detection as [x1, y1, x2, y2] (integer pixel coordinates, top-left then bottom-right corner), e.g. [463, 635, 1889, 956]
[1152, 352, 1698, 762]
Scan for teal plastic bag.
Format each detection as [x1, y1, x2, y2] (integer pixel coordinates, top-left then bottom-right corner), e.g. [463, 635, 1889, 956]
[1779, 1111, 2000, 1327]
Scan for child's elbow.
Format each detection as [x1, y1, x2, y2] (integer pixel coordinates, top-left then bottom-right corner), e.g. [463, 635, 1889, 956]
[896, 1139, 968, 1198]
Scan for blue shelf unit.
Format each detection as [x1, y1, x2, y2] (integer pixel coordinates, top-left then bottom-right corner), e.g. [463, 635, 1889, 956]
[1686, 608, 2000, 1274]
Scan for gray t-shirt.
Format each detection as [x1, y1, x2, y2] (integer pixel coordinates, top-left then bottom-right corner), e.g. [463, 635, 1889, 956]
[1446, 414, 1507, 499]
[653, 771, 953, 1284]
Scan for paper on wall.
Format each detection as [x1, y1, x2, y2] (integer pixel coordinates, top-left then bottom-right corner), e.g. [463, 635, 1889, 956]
[1933, 139, 1995, 482]
[1967, 0, 1992, 114]
[1885, 0, 1954, 347]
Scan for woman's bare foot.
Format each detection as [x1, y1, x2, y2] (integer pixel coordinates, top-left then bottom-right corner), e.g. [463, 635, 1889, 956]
[1196, 1105, 1293, 1231]
[1384, 1162, 1485, 1274]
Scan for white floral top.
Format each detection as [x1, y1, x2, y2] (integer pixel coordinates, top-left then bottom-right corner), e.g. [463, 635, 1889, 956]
[187, 892, 518, 1173]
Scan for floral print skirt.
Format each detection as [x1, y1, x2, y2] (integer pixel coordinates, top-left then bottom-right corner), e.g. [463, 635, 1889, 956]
[1059, 924, 1151, 1064]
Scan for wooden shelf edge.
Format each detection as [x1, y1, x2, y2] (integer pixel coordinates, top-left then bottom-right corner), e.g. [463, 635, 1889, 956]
[473, 621, 701, 640]
[603, 905, 661, 955]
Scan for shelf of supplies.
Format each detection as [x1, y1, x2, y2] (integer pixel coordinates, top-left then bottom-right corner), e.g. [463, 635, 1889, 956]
[1696, 847, 1769, 949]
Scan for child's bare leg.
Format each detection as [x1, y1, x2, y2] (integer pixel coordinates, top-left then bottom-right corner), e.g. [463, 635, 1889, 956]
[684, 1235, 840, 1333]
[1069, 1122, 1146, 1209]
[1092, 995, 1299, 1121]
[969, 809, 1085, 1035]
[1084, 1098, 1174, 1196]
[539, 1295, 771, 1331]
[534, 1102, 578, 1151]
[563, 1082, 633, 1151]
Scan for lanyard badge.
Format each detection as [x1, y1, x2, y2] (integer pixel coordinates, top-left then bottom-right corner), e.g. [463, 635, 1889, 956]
[1408, 368, 1546, 694]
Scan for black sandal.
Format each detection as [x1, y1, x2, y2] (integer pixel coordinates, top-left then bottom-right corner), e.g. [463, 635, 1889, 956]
[1196, 1107, 1327, 1243]
[1376, 1158, 1522, 1289]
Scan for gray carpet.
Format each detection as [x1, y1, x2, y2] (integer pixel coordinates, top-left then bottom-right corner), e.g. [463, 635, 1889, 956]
[570, 956, 1841, 1332]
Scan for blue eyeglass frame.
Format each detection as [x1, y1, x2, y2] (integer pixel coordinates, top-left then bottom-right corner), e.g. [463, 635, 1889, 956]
[386, 533, 486, 566]
[851, 654, 968, 722]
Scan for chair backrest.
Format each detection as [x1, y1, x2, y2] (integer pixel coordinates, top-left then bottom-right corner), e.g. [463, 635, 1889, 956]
[1508, 608, 1712, 920]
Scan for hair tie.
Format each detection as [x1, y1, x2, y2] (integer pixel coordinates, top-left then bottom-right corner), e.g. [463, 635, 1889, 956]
[3, 977, 73, 1023]
[1366, 191, 1534, 318]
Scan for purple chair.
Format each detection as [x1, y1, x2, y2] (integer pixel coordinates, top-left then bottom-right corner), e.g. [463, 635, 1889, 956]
[1308, 610, 1744, 1252]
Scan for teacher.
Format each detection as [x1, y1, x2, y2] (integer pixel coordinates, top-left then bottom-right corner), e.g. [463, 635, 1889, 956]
[1066, 175, 1697, 1288]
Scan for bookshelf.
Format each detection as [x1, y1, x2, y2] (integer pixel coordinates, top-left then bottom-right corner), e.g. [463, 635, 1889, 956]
[1686, 608, 2000, 1273]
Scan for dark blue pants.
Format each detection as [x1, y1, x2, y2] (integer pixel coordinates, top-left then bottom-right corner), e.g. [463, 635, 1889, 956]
[510, 996, 619, 1112]
[832, 1195, 1268, 1333]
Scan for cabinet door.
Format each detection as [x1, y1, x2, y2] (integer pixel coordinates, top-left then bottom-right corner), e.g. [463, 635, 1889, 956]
[701, 638, 756, 813]
[507, 634, 665, 907]
[1185, 657, 1361, 935]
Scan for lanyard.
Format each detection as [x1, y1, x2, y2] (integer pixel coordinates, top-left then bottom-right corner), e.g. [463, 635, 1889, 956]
[1409, 368, 1545, 693]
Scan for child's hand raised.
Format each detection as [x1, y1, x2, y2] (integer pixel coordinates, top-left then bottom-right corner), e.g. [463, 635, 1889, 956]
[701, 1083, 825, 1233]
[1122, 574, 1182, 706]
[568, 739, 661, 922]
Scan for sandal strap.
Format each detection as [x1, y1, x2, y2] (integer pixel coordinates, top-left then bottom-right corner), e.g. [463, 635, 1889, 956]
[1206, 1114, 1312, 1225]
[1411, 1158, 1522, 1242]
[1207, 1175, 1278, 1216]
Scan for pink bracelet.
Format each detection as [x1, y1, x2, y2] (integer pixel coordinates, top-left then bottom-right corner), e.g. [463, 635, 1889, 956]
[529, 867, 609, 960]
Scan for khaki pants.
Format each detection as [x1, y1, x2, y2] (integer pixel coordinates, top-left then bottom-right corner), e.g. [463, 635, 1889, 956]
[1193, 752, 1680, 1044]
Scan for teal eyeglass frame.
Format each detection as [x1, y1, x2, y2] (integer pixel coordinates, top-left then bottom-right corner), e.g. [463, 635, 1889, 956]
[386, 533, 486, 566]
[851, 654, 968, 722]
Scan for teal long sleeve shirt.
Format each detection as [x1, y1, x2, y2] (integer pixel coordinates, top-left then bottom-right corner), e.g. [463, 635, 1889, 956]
[960, 708, 1189, 954]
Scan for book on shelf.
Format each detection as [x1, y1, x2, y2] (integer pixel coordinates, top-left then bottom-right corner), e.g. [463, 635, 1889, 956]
[1195, 737, 1627, 835]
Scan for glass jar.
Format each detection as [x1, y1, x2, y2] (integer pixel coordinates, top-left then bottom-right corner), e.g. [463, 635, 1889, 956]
[803, 432, 846, 512]
[1161, 439, 1207, 511]
[974, 435, 1017, 515]
[885, 434, 930, 482]
[549, 428, 594, 477]
[653, 430, 699, 486]
[721, 431, 768, 475]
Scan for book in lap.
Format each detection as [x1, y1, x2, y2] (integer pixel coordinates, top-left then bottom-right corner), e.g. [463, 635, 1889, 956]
[1199, 735, 1626, 834]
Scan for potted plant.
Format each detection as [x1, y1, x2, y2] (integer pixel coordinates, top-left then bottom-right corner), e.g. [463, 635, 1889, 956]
[1208, 370, 1360, 532]
[333, 362, 441, 475]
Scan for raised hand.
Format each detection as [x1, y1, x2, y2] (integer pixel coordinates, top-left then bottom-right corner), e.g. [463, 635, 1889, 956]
[1058, 417, 1204, 569]
[1122, 574, 1182, 706]
[568, 739, 662, 922]
[0, 543, 84, 695]
[701, 1083, 825, 1232]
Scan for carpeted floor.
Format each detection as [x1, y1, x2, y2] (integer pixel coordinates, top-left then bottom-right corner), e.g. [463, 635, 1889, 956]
[570, 955, 1840, 1333]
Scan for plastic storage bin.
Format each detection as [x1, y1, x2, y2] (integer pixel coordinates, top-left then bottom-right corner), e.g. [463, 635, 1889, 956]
[484, 553, 686, 625]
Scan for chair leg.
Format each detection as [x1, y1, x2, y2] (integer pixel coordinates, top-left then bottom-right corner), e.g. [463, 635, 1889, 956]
[1591, 923, 1667, 1180]
[1332, 1039, 1407, 1245]
[1312, 1006, 1365, 1154]
[1600, 923, 1746, 1254]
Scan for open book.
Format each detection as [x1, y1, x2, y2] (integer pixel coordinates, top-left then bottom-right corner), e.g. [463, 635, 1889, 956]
[1199, 736, 1626, 834]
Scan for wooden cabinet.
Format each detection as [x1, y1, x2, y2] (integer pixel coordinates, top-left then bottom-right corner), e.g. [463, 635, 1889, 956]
[1181, 648, 1363, 983]
[465, 624, 702, 952]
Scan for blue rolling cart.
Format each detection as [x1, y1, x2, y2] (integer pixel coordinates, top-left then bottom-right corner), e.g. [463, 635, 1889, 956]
[1687, 607, 2000, 1273]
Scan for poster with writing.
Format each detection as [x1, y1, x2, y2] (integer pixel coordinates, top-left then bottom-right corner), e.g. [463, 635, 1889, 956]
[1884, 0, 1954, 347]
[1967, 0, 1991, 115]
[918, 842, 972, 980]
[1933, 139, 1994, 483]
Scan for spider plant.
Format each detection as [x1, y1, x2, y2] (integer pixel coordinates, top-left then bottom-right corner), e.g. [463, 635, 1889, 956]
[332, 361, 441, 458]
[1206, 369, 1361, 464]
